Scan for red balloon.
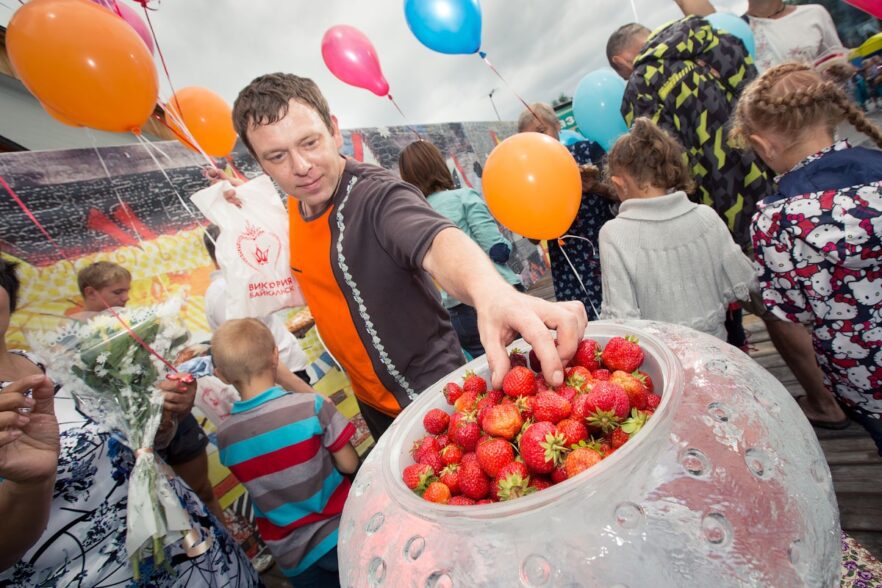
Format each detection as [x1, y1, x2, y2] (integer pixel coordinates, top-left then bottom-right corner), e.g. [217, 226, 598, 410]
[322, 25, 390, 97]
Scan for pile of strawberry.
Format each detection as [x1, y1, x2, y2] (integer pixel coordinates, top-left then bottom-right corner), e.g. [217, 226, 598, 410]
[403, 336, 660, 505]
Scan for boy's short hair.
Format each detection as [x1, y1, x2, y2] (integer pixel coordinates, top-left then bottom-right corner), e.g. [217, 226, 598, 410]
[203, 224, 221, 264]
[212, 318, 277, 389]
[0, 258, 20, 313]
[77, 262, 131, 295]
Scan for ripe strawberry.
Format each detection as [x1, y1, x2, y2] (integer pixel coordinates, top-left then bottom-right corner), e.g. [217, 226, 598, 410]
[554, 385, 578, 405]
[571, 394, 595, 421]
[565, 366, 594, 392]
[592, 369, 611, 381]
[502, 366, 537, 397]
[440, 444, 463, 465]
[529, 476, 553, 491]
[436, 433, 451, 449]
[609, 427, 630, 450]
[461, 451, 478, 467]
[509, 348, 528, 368]
[462, 371, 487, 396]
[518, 422, 567, 474]
[573, 338, 602, 371]
[476, 438, 515, 478]
[532, 391, 572, 424]
[494, 461, 534, 502]
[411, 436, 439, 462]
[475, 499, 494, 505]
[514, 395, 535, 420]
[459, 460, 491, 500]
[633, 370, 654, 394]
[556, 418, 589, 447]
[586, 382, 631, 420]
[551, 463, 569, 484]
[645, 393, 661, 410]
[423, 408, 451, 435]
[444, 381, 464, 405]
[535, 378, 552, 393]
[481, 402, 524, 440]
[610, 370, 647, 411]
[475, 389, 504, 425]
[601, 336, 644, 373]
[439, 464, 461, 495]
[454, 390, 479, 413]
[423, 481, 452, 504]
[450, 413, 480, 451]
[528, 349, 541, 372]
[418, 449, 444, 475]
[402, 463, 435, 494]
[565, 447, 602, 478]
[448, 495, 476, 506]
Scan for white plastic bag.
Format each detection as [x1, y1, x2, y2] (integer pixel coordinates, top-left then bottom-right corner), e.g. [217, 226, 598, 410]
[191, 175, 301, 318]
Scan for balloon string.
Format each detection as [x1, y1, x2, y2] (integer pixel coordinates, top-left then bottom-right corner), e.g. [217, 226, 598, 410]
[133, 133, 200, 220]
[630, 0, 639, 21]
[478, 51, 540, 124]
[0, 173, 183, 374]
[224, 156, 247, 182]
[140, 4, 184, 120]
[556, 235, 600, 319]
[159, 104, 221, 170]
[386, 95, 422, 140]
[86, 129, 146, 246]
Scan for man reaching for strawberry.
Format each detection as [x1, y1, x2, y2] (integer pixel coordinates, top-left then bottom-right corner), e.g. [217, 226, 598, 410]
[207, 73, 587, 440]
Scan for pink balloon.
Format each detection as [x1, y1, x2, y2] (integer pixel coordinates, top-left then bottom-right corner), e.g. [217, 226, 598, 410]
[90, 0, 155, 55]
[843, 0, 882, 18]
[321, 25, 390, 97]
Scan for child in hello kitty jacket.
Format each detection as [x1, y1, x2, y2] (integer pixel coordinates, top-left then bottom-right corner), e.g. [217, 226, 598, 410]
[732, 63, 882, 453]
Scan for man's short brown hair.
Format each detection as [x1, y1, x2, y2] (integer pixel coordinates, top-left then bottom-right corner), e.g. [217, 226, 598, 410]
[232, 73, 333, 156]
[76, 261, 131, 295]
[211, 318, 277, 389]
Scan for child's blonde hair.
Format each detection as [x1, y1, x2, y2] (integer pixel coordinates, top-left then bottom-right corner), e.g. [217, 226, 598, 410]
[731, 62, 882, 150]
[212, 318, 277, 389]
[76, 261, 131, 295]
[605, 118, 696, 194]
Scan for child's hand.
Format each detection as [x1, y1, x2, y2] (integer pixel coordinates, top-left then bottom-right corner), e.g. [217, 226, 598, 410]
[579, 164, 601, 193]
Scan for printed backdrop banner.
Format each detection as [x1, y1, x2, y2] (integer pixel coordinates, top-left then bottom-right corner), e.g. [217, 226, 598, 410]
[0, 120, 548, 553]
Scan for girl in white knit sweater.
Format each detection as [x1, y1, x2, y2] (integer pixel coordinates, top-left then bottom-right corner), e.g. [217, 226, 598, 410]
[598, 118, 757, 339]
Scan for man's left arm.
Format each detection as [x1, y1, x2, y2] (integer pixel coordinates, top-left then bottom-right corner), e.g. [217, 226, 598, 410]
[423, 227, 587, 389]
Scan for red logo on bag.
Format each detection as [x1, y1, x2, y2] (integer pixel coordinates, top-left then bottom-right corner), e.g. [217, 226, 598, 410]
[236, 222, 281, 273]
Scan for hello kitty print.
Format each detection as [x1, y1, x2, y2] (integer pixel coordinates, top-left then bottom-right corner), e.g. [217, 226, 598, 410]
[752, 172, 882, 418]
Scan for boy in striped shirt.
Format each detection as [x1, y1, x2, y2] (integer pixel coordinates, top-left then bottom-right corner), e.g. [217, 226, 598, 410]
[213, 318, 359, 586]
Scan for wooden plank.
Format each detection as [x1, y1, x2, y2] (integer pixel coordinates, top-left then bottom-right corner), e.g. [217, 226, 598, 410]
[829, 464, 882, 494]
[838, 494, 882, 531]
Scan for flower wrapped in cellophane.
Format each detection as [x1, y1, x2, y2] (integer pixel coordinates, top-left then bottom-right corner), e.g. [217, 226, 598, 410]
[29, 298, 198, 573]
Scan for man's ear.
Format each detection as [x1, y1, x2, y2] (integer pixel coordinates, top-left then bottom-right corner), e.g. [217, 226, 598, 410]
[331, 115, 344, 149]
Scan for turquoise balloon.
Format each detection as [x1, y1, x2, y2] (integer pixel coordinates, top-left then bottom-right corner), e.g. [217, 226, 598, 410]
[706, 12, 756, 60]
[559, 129, 587, 146]
[404, 0, 482, 55]
[572, 68, 628, 152]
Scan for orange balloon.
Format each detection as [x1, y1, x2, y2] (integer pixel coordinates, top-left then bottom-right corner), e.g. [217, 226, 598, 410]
[166, 87, 238, 157]
[482, 132, 582, 240]
[6, 0, 158, 133]
[40, 102, 81, 127]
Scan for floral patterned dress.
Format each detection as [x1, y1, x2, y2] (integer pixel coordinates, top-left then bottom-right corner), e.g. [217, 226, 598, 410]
[547, 140, 617, 319]
[0, 351, 258, 587]
[751, 142, 882, 420]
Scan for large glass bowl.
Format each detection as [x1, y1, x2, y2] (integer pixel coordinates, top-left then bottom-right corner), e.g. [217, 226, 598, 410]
[338, 320, 840, 587]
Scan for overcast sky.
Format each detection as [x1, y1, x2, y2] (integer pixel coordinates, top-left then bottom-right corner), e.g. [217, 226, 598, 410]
[1, 0, 748, 129]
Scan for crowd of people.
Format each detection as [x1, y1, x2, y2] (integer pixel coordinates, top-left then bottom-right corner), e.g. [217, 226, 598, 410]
[1, 1, 881, 586]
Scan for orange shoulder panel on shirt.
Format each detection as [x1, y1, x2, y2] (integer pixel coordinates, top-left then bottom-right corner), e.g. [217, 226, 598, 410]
[288, 196, 401, 416]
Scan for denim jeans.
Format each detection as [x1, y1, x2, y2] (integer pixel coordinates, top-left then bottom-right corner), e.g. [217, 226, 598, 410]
[291, 546, 339, 588]
[448, 303, 485, 359]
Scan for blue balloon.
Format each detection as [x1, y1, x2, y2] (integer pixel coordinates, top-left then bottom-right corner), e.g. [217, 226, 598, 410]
[572, 68, 628, 152]
[558, 129, 587, 146]
[706, 12, 756, 60]
[404, 0, 482, 55]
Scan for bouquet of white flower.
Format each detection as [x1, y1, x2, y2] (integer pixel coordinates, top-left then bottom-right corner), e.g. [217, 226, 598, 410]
[30, 298, 198, 573]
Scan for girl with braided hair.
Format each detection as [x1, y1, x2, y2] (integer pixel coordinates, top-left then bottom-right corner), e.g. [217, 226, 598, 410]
[733, 62, 882, 454]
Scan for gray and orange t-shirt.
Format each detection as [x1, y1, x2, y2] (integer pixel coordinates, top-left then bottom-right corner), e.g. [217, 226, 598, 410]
[289, 158, 465, 416]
